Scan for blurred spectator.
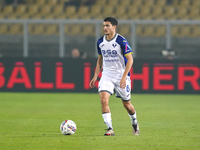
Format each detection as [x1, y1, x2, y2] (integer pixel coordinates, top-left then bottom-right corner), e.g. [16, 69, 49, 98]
[71, 48, 80, 58]
[80, 51, 88, 59]
[161, 49, 178, 60]
[71, 48, 88, 59]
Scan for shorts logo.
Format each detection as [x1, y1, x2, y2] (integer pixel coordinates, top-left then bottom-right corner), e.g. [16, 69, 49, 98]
[126, 85, 130, 92]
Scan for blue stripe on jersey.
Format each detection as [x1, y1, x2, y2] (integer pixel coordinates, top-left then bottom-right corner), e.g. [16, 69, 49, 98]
[97, 36, 104, 55]
[116, 35, 132, 76]
[115, 35, 132, 55]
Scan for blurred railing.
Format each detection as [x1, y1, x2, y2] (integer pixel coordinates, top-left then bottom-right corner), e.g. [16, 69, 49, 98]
[0, 19, 200, 58]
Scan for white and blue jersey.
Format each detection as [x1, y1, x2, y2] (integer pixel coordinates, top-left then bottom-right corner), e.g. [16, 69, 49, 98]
[97, 33, 133, 79]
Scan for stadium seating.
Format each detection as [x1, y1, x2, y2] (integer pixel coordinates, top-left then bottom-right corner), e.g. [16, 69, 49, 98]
[29, 24, 46, 35]
[57, 6, 76, 19]
[96, 0, 107, 5]
[180, 0, 192, 7]
[107, 0, 119, 6]
[35, 0, 46, 6]
[114, 6, 127, 19]
[120, 0, 132, 7]
[191, 25, 200, 37]
[82, 24, 95, 36]
[132, 0, 143, 6]
[127, 5, 140, 19]
[192, 0, 200, 7]
[154, 25, 166, 37]
[176, 7, 189, 19]
[15, 5, 27, 17]
[189, 7, 200, 19]
[66, 24, 82, 36]
[20, 5, 39, 19]
[163, 6, 176, 19]
[171, 25, 181, 37]
[8, 24, 23, 35]
[151, 6, 164, 19]
[45, 24, 59, 35]
[0, 5, 13, 18]
[143, 0, 155, 7]
[84, 5, 102, 19]
[47, 0, 60, 6]
[118, 24, 131, 36]
[0, 0, 200, 37]
[39, 5, 52, 17]
[100, 5, 115, 18]
[138, 6, 153, 19]
[0, 24, 8, 34]
[156, 0, 167, 6]
[179, 25, 192, 37]
[73, 6, 90, 19]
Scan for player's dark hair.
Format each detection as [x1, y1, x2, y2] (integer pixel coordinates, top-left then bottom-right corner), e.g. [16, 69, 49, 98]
[104, 17, 118, 26]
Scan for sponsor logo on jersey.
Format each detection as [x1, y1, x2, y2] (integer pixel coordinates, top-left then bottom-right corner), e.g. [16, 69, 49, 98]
[127, 44, 132, 50]
[125, 44, 132, 52]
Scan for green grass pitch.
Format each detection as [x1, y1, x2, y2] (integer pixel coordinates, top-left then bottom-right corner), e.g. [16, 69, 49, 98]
[0, 93, 200, 150]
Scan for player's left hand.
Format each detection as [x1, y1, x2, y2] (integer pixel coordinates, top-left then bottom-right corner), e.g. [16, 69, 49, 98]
[120, 77, 126, 89]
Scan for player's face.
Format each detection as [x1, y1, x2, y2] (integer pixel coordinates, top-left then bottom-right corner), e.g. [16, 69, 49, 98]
[103, 21, 116, 35]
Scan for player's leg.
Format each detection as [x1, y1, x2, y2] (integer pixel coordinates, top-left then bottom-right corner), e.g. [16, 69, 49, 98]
[99, 91, 114, 136]
[122, 100, 136, 120]
[98, 76, 115, 136]
[122, 100, 139, 135]
[99, 91, 111, 113]
[115, 77, 140, 135]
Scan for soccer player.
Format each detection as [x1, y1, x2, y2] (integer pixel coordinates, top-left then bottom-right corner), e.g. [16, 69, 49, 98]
[89, 17, 140, 136]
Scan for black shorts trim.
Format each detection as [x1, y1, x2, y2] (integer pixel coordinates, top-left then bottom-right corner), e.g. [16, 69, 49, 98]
[116, 96, 130, 101]
[99, 90, 113, 95]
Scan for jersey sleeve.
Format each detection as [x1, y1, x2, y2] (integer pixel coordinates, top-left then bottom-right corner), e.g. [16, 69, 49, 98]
[97, 43, 101, 56]
[97, 37, 103, 56]
[116, 35, 133, 56]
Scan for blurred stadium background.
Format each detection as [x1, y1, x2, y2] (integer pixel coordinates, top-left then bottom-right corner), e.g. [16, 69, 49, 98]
[0, 0, 200, 59]
[1, 2, 200, 149]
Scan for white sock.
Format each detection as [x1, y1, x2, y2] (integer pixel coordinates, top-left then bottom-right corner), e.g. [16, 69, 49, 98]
[102, 113, 113, 129]
[128, 112, 138, 125]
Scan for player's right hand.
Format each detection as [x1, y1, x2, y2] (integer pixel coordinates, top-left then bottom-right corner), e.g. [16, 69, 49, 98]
[89, 77, 97, 88]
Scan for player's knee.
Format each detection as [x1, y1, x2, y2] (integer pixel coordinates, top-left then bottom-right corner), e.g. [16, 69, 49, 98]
[101, 97, 108, 105]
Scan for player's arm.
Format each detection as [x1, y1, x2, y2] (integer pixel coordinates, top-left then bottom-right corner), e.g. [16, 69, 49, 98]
[120, 53, 133, 89]
[89, 55, 103, 88]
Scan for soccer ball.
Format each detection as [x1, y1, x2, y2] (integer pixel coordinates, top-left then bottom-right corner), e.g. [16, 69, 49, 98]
[60, 120, 77, 135]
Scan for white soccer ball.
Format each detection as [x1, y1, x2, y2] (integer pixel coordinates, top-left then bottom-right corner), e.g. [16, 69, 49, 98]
[60, 120, 77, 135]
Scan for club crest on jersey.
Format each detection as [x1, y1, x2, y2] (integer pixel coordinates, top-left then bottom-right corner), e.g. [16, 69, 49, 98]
[112, 43, 117, 48]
